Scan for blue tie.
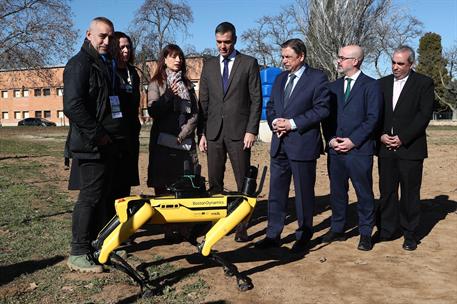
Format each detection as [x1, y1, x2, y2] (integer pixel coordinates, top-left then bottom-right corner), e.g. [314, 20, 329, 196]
[283, 73, 296, 107]
[222, 58, 229, 93]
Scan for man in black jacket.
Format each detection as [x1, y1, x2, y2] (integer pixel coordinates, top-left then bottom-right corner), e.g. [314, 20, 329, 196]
[64, 17, 127, 272]
[377, 45, 434, 251]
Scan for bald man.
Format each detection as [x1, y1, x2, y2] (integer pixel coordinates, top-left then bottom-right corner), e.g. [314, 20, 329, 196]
[64, 17, 127, 272]
[322, 45, 382, 250]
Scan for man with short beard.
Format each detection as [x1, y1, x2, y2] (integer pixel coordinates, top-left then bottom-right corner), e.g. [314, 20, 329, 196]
[322, 45, 382, 251]
[64, 17, 127, 272]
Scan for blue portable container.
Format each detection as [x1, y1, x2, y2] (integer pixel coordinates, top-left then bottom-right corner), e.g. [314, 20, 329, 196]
[260, 67, 282, 120]
[260, 67, 282, 85]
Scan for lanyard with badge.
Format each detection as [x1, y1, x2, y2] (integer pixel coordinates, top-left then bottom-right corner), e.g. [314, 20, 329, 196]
[109, 59, 123, 119]
[119, 67, 133, 93]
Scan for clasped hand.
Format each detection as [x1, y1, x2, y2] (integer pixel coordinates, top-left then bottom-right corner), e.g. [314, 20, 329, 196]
[330, 137, 355, 153]
[380, 134, 402, 150]
[272, 118, 292, 138]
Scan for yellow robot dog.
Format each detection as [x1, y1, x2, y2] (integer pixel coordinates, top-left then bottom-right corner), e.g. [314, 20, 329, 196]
[92, 165, 266, 296]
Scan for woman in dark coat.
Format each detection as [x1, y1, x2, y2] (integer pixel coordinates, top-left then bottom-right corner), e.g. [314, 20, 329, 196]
[114, 31, 141, 196]
[147, 44, 199, 195]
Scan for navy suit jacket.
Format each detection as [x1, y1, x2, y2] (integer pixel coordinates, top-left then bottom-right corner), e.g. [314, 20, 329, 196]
[323, 72, 382, 156]
[266, 65, 330, 161]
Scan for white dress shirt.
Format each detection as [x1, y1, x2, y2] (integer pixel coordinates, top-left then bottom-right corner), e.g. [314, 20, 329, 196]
[344, 70, 361, 93]
[392, 75, 409, 110]
[219, 49, 237, 76]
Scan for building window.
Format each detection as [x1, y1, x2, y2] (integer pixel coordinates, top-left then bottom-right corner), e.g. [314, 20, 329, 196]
[1, 90, 8, 98]
[23, 111, 29, 118]
[14, 111, 21, 119]
[34, 89, 42, 97]
[44, 110, 51, 118]
[2, 112, 9, 119]
[14, 90, 21, 97]
[35, 111, 42, 118]
[43, 88, 51, 96]
[57, 88, 64, 96]
[23, 89, 29, 97]
[57, 110, 64, 118]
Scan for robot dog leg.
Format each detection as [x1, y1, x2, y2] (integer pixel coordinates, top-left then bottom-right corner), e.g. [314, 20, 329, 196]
[92, 166, 266, 296]
[92, 198, 158, 295]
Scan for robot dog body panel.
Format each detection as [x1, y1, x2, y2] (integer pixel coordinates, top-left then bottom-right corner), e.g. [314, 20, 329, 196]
[96, 194, 257, 263]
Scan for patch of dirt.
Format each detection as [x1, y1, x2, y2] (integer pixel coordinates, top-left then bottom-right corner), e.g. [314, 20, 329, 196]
[45, 129, 457, 303]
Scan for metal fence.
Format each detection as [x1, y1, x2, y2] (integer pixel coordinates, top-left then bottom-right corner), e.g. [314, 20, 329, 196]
[432, 112, 453, 120]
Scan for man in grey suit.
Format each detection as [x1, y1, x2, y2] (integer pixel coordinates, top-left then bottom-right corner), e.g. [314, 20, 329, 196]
[198, 22, 262, 241]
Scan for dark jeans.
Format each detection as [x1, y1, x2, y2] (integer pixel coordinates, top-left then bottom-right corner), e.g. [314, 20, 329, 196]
[70, 149, 125, 255]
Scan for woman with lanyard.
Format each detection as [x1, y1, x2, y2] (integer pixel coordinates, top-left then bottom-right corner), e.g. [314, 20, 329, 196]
[113, 31, 141, 199]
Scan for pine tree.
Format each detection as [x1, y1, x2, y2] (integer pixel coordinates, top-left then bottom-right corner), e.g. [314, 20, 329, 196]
[416, 32, 450, 112]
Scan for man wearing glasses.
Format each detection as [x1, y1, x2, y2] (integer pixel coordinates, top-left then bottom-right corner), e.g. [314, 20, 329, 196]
[322, 45, 382, 251]
[376, 45, 434, 251]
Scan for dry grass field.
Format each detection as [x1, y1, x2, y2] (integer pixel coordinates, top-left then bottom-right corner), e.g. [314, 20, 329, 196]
[1, 125, 456, 303]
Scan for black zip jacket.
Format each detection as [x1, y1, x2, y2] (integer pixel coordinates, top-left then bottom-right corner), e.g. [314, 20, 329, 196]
[63, 40, 125, 159]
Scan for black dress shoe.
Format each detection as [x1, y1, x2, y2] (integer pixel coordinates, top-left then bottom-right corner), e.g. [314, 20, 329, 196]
[357, 235, 372, 251]
[254, 237, 280, 249]
[234, 230, 250, 242]
[321, 231, 346, 244]
[290, 239, 310, 254]
[402, 238, 417, 251]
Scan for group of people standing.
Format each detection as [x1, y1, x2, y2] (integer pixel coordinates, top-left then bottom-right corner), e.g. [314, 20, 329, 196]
[63, 16, 434, 274]
[255, 42, 434, 254]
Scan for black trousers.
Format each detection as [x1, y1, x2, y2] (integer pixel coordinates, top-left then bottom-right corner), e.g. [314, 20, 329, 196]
[207, 124, 250, 193]
[377, 156, 424, 239]
[70, 148, 127, 255]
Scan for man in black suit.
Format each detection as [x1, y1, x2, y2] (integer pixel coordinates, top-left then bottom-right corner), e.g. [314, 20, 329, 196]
[322, 45, 382, 251]
[198, 22, 262, 241]
[255, 39, 330, 253]
[377, 45, 434, 251]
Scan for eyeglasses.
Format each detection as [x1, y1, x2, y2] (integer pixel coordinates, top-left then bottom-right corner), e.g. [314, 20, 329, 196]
[336, 56, 356, 62]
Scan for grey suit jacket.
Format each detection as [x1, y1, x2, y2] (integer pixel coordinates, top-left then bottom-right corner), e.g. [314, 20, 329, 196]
[199, 51, 262, 141]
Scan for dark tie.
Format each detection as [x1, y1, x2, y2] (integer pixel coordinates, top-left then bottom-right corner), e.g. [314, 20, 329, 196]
[283, 73, 296, 107]
[222, 57, 229, 93]
[344, 78, 352, 101]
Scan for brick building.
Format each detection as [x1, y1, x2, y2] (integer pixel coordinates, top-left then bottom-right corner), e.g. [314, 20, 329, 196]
[0, 57, 204, 126]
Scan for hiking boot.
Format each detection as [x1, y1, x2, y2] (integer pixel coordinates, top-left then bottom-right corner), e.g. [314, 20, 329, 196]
[113, 249, 127, 259]
[67, 254, 103, 273]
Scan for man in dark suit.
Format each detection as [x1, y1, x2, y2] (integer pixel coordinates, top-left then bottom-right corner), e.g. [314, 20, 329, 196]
[198, 22, 262, 241]
[255, 38, 330, 253]
[322, 45, 382, 251]
[377, 45, 434, 251]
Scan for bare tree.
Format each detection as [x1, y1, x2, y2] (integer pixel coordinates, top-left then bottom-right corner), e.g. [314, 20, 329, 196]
[438, 43, 457, 120]
[289, 0, 423, 80]
[241, 12, 298, 68]
[370, 5, 422, 76]
[444, 43, 457, 78]
[130, 0, 193, 61]
[0, 0, 78, 70]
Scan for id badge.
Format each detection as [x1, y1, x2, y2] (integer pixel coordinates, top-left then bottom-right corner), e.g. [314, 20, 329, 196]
[109, 95, 123, 119]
